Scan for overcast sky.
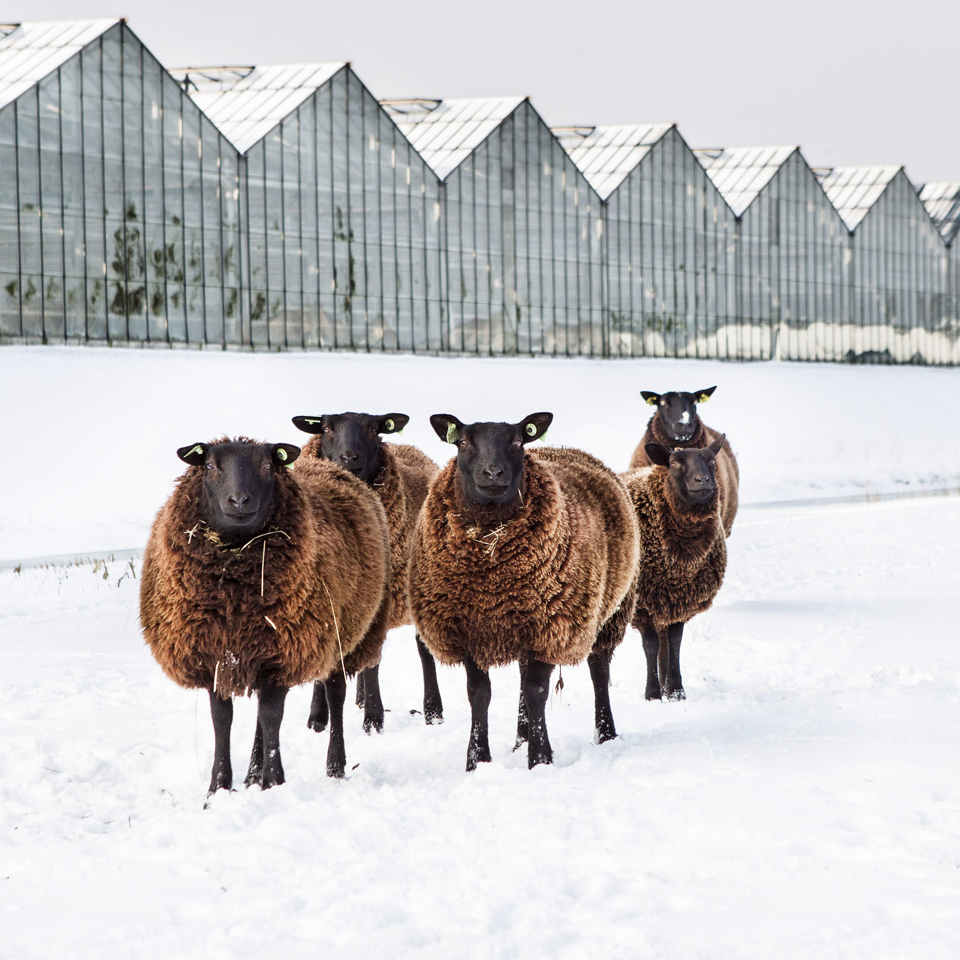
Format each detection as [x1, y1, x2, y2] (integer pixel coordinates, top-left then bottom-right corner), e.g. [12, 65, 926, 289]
[14, 0, 960, 185]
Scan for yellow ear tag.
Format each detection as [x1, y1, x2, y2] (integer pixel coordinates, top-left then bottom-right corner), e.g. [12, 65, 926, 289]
[277, 448, 288, 462]
[646, 396, 658, 406]
[699, 394, 710, 403]
[446, 423, 459, 444]
[384, 419, 395, 431]
[190, 445, 204, 457]
[525, 423, 538, 437]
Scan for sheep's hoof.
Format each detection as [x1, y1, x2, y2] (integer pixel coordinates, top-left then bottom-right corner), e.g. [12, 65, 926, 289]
[423, 699, 444, 725]
[203, 786, 235, 809]
[666, 688, 686, 701]
[362, 716, 384, 735]
[307, 716, 328, 733]
[527, 749, 553, 769]
[326, 762, 345, 779]
[595, 726, 617, 745]
[466, 747, 491, 772]
[644, 687, 663, 701]
[242, 770, 261, 788]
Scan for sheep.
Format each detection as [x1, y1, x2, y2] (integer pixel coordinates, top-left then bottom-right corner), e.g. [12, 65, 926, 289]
[408, 413, 640, 771]
[140, 437, 391, 794]
[292, 412, 442, 731]
[621, 435, 728, 702]
[629, 386, 739, 536]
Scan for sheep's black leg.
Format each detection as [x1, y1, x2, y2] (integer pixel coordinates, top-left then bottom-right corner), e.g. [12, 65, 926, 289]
[256, 681, 288, 789]
[207, 688, 233, 796]
[416, 635, 444, 724]
[324, 670, 348, 778]
[464, 656, 492, 771]
[639, 620, 662, 700]
[664, 622, 685, 701]
[362, 663, 385, 735]
[522, 655, 555, 769]
[587, 649, 617, 743]
[514, 652, 530, 749]
[307, 680, 329, 732]
[244, 722, 263, 787]
[355, 670, 365, 709]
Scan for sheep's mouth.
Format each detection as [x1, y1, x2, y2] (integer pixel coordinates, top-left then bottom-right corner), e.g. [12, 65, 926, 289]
[476, 483, 511, 496]
[685, 488, 715, 502]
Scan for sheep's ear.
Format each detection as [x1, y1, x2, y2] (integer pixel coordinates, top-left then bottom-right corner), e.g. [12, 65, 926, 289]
[291, 415, 325, 434]
[645, 443, 672, 467]
[694, 386, 717, 404]
[641, 391, 660, 406]
[707, 434, 726, 456]
[519, 412, 552, 444]
[378, 414, 409, 435]
[431, 414, 463, 444]
[177, 442, 209, 466]
[272, 443, 301, 466]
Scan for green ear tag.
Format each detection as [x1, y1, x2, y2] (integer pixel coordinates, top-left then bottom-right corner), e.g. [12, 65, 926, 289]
[385, 418, 395, 431]
[446, 423, 459, 444]
[277, 448, 288, 462]
[525, 423, 538, 437]
[303, 418, 322, 426]
[190, 444, 204, 457]
[539, 429, 548, 443]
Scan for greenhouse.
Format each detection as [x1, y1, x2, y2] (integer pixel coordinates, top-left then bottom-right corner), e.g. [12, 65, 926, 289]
[1, 17, 958, 363]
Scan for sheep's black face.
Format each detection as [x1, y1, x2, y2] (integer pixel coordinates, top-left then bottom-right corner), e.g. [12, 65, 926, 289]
[291, 413, 408, 484]
[642, 387, 716, 442]
[430, 413, 552, 511]
[645, 435, 725, 509]
[177, 441, 301, 543]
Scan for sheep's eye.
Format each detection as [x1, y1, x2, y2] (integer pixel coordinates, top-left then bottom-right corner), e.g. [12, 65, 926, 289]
[512, 439, 522, 447]
[205, 461, 215, 471]
[261, 463, 272, 473]
[323, 426, 331, 435]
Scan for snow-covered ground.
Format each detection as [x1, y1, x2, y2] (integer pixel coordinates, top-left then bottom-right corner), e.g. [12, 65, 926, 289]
[2, 347, 959, 958]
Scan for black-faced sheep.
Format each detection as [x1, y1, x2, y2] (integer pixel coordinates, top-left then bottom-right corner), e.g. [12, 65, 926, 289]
[621, 436, 728, 701]
[408, 414, 640, 771]
[292, 412, 442, 730]
[140, 438, 391, 793]
[628, 387, 739, 536]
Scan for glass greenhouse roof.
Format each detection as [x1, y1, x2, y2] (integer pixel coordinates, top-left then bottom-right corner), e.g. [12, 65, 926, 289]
[918, 182, 960, 243]
[551, 123, 674, 199]
[171, 62, 347, 153]
[380, 96, 526, 179]
[0, 18, 119, 110]
[816, 165, 901, 229]
[693, 145, 797, 217]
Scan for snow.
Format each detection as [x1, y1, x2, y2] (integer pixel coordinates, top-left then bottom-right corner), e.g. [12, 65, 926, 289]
[2, 346, 960, 958]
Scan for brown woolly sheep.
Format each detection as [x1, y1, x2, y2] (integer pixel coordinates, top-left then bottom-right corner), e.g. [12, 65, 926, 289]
[409, 414, 640, 771]
[628, 387, 739, 536]
[140, 437, 391, 794]
[292, 412, 442, 730]
[621, 435, 728, 701]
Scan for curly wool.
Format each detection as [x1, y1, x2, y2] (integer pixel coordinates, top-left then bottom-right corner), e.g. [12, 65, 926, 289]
[300, 438, 438, 631]
[409, 446, 640, 671]
[629, 414, 740, 536]
[621, 465, 727, 634]
[140, 449, 391, 697]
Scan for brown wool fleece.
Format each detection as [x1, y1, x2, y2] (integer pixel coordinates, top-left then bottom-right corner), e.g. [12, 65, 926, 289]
[621, 465, 727, 635]
[409, 446, 640, 671]
[300, 438, 438, 631]
[140, 449, 391, 698]
[628, 414, 740, 536]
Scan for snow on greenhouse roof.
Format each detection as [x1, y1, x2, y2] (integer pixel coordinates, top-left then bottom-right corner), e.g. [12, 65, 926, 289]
[171, 62, 347, 153]
[380, 96, 526, 179]
[816, 165, 901, 229]
[0, 18, 119, 110]
[551, 123, 674, 199]
[918, 182, 960, 243]
[693, 145, 796, 216]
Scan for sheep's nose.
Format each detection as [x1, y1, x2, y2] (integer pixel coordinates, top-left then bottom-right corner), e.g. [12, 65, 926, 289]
[482, 464, 504, 481]
[340, 452, 358, 464]
[228, 493, 250, 508]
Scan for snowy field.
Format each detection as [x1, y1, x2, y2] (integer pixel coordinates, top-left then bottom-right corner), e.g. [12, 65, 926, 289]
[2, 346, 959, 958]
